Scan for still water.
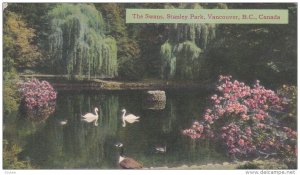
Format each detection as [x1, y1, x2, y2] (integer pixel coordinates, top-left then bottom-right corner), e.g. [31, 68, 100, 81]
[4, 90, 230, 169]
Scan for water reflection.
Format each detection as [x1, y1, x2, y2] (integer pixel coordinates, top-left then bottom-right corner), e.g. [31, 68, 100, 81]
[19, 102, 56, 123]
[161, 100, 177, 133]
[121, 109, 140, 127]
[4, 90, 230, 169]
[81, 107, 99, 126]
[143, 100, 166, 110]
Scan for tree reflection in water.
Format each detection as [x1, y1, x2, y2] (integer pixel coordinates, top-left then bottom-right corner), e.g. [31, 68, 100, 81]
[9, 90, 229, 169]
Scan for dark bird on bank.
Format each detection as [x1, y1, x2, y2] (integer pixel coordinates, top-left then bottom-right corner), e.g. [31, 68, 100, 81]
[115, 143, 143, 169]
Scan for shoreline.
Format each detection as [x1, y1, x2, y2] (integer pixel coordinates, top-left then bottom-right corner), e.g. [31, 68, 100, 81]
[146, 159, 289, 170]
[19, 74, 214, 91]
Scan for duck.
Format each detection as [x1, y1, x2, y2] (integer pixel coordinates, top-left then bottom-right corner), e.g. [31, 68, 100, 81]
[121, 109, 140, 127]
[81, 107, 99, 126]
[155, 145, 167, 153]
[115, 143, 143, 169]
[59, 119, 68, 126]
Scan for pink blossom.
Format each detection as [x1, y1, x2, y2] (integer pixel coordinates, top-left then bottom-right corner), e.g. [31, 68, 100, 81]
[217, 86, 223, 91]
[224, 93, 230, 98]
[245, 127, 252, 136]
[241, 114, 249, 121]
[238, 139, 245, 146]
[183, 75, 296, 160]
[211, 94, 218, 100]
[257, 123, 266, 129]
[217, 108, 225, 115]
[254, 114, 265, 120]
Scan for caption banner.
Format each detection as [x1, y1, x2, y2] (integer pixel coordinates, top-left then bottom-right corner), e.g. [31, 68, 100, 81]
[126, 9, 288, 24]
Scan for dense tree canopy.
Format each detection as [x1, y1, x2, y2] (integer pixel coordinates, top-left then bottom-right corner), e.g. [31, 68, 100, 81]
[3, 11, 42, 71]
[47, 4, 118, 79]
[203, 3, 297, 86]
[2, 3, 297, 85]
[96, 3, 142, 80]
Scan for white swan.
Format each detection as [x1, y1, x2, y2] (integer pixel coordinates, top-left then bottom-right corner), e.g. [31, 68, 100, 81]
[81, 107, 99, 126]
[121, 109, 140, 127]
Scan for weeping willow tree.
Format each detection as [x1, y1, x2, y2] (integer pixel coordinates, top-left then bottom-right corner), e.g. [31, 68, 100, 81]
[174, 41, 203, 80]
[160, 41, 176, 79]
[160, 3, 221, 80]
[48, 4, 118, 79]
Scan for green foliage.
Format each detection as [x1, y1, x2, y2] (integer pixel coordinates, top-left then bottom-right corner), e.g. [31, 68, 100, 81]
[278, 85, 297, 118]
[101, 95, 119, 135]
[47, 4, 118, 79]
[277, 85, 297, 130]
[3, 11, 42, 70]
[95, 4, 125, 40]
[6, 3, 55, 28]
[3, 3, 297, 83]
[175, 41, 203, 80]
[2, 11, 22, 115]
[138, 24, 166, 78]
[96, 4, 142, 80]
[204, 4, 297, 86]
[237, 163, 259, 169]
[3, 72, 20, 115]
[159, 3, 217, 80]
[3, 140, 34, 169]
[160, 41, 176, 79]
[117, 39, 143, 80]
[160, 39, 205, 80]
[6, 4, 55, 44]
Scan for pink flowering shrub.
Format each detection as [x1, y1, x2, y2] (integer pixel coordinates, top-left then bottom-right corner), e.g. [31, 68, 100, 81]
[19, 79, 57, 122]
[183, 75, 297, 161]
[19, 79, 57, 109]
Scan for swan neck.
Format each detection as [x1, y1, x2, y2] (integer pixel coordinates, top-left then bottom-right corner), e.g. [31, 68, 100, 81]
[122, 110, 126, 118]
[122, 119, 126, 127]
[95, 108, 98, 116]
[121, 110, 126, 127]
[94, 118, 98, 126]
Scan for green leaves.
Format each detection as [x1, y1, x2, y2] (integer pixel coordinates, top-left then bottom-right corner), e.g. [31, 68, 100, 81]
[3, 11, 42, 70]
[48, 4, 118, 79]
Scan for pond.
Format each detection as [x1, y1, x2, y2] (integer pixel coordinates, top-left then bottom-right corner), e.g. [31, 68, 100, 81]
[3, 90, 231, 169]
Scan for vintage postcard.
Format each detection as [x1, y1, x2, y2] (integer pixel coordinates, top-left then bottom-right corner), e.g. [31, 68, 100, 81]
[2, 1, 298, 174]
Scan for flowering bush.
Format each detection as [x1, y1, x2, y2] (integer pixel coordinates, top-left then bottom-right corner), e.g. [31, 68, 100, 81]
[183, 75, 297, 161]
[19, 79, 57, 122]
[19, 79, 57, 109]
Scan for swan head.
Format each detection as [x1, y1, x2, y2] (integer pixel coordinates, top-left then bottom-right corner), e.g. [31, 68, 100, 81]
[95, 107, 99, 112]
[115, 143, 123, 148]
[121, 109, 126, 113]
